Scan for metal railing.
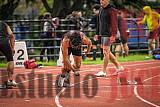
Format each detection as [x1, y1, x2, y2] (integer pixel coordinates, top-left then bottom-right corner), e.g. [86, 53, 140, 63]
[0, 18, 151, 61]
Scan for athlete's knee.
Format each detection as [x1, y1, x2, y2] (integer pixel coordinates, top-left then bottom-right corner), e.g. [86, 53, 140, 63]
[103, 48, 110, 55]
[7, 61, 14, 68]
[73, 63, 81, 70]
[115, 51, 121, 57]
[61, 67, 71, 73]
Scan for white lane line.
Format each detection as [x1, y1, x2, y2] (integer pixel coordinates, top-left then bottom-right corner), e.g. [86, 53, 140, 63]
[54, 71, 127, 107]
[1, 60, 158, 106]
[143, 75, 160, 82]
[0, 68, 57, 78]
[55, 61, 160, 107]
[134, 74, 160, 107]
[81, 60, 159, 67]
[55, 88, 66, 107]
[16, 63, 160, 87]
[0, 60, 159, 79]
[55, 74, 99, 107]
[24, 99, 30, 102]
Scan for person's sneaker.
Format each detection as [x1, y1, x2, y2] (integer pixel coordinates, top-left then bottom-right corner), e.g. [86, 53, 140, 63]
[116, 66, 124, 72]
[64, 71, 70, 81]
[37, 64, 44, 68]
[95, 71, 106, 77]
[57, 74, 65, 87]
[7, 80, 17, 87]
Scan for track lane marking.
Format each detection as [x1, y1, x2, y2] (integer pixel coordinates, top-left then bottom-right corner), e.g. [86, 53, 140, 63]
[134, 74, 160, 107]
[55, 61, 160, 107]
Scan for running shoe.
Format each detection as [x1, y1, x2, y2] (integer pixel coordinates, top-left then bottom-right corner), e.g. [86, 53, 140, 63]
[95, 71, 106, 77]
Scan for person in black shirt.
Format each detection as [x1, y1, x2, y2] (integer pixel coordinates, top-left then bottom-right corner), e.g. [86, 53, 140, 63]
[91, 35, 99, 60]
[115, 11, 129, 58]
[40, 12, 55, 62]
[95, 0, 124, 77]
[90, 4, 100, 29]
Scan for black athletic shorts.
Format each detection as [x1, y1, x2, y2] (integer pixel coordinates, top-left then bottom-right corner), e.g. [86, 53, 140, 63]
[121, 37, 127, 44]
[68, 47, 82, 56]
[115, 38, 121, 44]
[0, 38, 13, 61]
[115, 37, 127, 44]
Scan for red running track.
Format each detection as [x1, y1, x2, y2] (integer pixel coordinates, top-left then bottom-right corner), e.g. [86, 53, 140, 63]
[0, 60, 160, 107]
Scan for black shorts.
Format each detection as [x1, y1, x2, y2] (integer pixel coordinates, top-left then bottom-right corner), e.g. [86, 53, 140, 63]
[0, 38, 13, 62]
[115, 38, 121, 44]
[115, 37, 127, 44]
[121, 37, 127, 44]
[68, 47, 82, 56]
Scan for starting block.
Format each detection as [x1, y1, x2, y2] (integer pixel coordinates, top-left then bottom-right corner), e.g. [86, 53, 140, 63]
[117, 71, 129, 85]
[0, 84, 6, 89]
[117, 77, 129, 85]
[134, 77, 143, 85]
[118, 77, 143, 85]
[0, 81, 13, 89]
[56, 72, 70, 87]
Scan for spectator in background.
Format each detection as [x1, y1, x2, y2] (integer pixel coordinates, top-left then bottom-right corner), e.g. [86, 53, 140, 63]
[13, 15, 21, 40]
[115, 11, 129, 58]
[66, 11, 88, 30]
[52, 17, 59, 31]
[89, 4, 104, 60]
[91, 35, 99, 60]
[90, 4, 100, 29]
[40, 12, 55, 62]
[88, 4, 100, 38]
[0, 21, 17, 87]
[137, 6, 160, 55]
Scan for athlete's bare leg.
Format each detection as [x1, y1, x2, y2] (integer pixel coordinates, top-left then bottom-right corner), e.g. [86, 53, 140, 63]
[7, 61, 14, 81]
[73, 56, 82, 76]
[115, 44, 122, 58]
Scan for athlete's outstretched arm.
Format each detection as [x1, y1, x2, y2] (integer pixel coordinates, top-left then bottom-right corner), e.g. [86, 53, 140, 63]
[82, 34, 92, 55]
[137, 16, 146, 25]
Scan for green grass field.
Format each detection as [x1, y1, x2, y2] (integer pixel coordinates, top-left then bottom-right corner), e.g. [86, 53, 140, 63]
[0, 54, 153, 68]
[82, 54, 153, 65]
